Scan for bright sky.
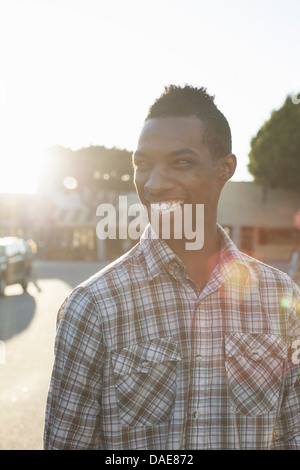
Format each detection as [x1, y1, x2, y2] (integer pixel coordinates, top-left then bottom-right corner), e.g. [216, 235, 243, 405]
[0, 0, 299, 193]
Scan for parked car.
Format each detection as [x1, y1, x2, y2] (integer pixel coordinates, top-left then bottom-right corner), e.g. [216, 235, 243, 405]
[0, 237, 32, 296]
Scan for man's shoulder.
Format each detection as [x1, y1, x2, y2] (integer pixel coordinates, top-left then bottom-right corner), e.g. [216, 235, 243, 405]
[220, 224, 297, 294]
[240, 250, 297, 292]
[232, 252, 300, 326]
[57, 243, 145, 324]
[78, 242, 145, 292]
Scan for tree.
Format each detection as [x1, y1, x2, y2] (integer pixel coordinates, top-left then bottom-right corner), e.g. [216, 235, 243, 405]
[39, 145, 135, 194]
[248, 95, 300, 190]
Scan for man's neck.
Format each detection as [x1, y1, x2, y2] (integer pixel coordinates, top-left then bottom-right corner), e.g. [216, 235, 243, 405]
[165, 222, 221, 289]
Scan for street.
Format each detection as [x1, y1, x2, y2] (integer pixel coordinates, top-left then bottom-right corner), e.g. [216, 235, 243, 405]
[0, 259, 108, 450]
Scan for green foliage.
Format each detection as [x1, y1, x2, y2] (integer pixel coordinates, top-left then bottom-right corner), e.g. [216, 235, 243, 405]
[248, 96, 300, 190]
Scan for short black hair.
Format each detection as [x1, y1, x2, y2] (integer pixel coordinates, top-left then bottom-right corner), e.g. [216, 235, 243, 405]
[145, 84, 232, 159]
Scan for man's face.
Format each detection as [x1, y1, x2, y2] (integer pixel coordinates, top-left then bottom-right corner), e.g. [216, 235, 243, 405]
[133, 116, 226, 224]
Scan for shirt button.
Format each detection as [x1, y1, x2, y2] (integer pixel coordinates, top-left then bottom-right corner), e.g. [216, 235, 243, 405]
[193, 410, 201, 419]
[251, 350, 261, 360]
[142, 361, 149, 367]
[195, 354, 202, 362]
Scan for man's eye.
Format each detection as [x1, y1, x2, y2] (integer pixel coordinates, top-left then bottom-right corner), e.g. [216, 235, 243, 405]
[176, 159, 193, 165]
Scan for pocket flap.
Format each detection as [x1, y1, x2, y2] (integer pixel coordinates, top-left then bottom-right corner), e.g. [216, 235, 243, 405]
[225, 332, 287, 360]
[111, 337, 181, 376]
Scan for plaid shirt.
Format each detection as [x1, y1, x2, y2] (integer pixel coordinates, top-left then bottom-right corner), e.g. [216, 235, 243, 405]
[44, 225, 300, 450]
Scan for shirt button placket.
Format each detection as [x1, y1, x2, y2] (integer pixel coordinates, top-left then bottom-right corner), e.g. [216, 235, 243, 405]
[192, 353, 204, 420]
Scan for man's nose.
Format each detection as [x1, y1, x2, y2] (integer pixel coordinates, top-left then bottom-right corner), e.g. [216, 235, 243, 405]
[144, 167, 173, 195]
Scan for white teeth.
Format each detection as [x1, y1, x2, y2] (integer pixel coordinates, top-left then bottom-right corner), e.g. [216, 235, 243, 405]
[150, 201, 183, 215]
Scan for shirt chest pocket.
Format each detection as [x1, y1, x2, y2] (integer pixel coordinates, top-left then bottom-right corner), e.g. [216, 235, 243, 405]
[225, 333, 287, 416]
[111, 337, 181, 428]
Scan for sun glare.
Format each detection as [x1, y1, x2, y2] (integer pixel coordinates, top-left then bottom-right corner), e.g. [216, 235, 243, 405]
[0, 144, 41, 194]
[63, 176, 78, 191]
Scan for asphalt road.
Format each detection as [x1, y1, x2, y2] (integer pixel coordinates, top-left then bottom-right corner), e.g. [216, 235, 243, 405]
[0, 259, 108, 450]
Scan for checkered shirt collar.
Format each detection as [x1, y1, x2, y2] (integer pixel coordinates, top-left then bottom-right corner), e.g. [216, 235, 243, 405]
[139, 223, 257, 285]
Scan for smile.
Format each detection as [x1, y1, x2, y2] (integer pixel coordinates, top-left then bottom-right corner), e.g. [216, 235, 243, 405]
[150, 200, 184, 215]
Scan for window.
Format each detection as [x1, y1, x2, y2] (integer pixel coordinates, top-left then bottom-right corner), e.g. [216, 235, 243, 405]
[258, 228, 300, 245]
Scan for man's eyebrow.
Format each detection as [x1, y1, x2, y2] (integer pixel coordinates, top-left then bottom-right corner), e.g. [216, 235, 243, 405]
[167, 148, 199, 157]
[133, 148, 199, 159]
[132, 151, 149, 159]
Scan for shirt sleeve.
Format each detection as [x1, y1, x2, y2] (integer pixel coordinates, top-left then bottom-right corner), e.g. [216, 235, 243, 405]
[270, 283, 300, 450]
[44, 286, 105, 450]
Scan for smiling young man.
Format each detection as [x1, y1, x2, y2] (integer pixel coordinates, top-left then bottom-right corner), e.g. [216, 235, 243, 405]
[133, 112, 236, 290]
[44, 85, 300, 450]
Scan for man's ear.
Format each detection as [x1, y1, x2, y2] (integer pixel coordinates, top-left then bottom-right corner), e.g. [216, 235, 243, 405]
[218, 154, 237, 182]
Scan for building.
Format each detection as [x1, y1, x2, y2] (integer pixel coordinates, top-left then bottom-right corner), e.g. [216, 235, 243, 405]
[218, 182, 300, 262]
[1, 182, 300, 264]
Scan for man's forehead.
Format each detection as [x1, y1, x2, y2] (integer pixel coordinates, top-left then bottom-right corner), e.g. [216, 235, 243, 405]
[140, 115, 204, 136]
[136, 116, 208, 153]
